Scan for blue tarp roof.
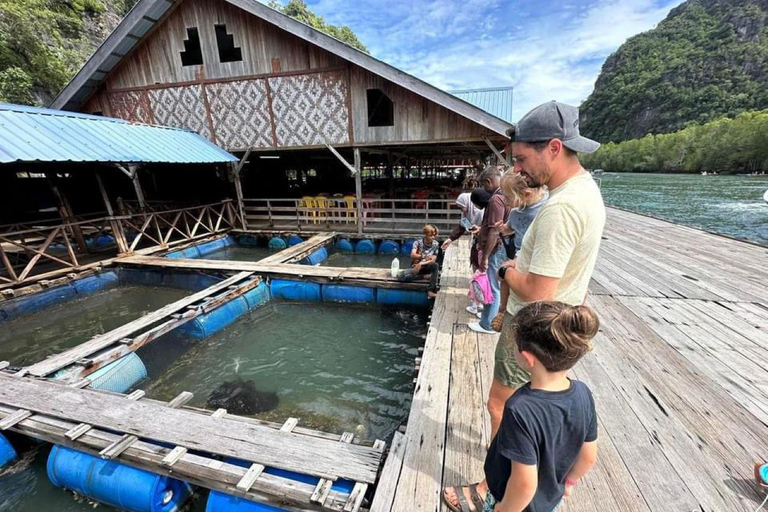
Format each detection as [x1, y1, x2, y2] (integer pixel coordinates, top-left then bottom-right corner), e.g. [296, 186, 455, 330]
[450, 87, 514, 124]
[0, 103, 238, 165]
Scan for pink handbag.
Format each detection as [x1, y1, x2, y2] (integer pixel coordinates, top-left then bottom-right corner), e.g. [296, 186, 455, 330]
[469, 271, 494, 305]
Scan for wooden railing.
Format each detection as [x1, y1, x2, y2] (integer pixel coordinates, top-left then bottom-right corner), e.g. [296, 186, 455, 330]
[0, 201, 236, 289]
[242, 197, 462, 234]
[118, 200, 237, 253]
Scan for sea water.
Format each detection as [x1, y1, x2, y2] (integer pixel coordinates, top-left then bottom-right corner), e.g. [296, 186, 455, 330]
[600, 172, 768, 244]
[202, 246, 274, 262]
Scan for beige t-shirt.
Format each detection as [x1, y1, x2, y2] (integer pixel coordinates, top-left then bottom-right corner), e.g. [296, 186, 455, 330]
[507, 172, 606, 315]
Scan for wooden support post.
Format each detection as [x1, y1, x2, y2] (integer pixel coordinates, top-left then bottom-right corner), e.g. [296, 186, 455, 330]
[47, 174, 89, 254]
[482, 136, 511, 171]
[232, 163, 247, 230]
[354, 148, 363, 235]
[131, 166, 147, 211]
[95, 171, 114, 217]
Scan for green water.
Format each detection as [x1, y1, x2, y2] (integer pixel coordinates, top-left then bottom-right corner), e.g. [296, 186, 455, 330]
[203, 246, 273, 262]
[141, 302, 426, 441]
[600, 173, 768, 244]
[0, 286, 189, 366]
[324, 252, 410, 268]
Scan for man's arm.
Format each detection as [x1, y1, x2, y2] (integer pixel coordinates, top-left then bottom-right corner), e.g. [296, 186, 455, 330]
[503, 265, 560, 302]
[496, 462, 538, 512]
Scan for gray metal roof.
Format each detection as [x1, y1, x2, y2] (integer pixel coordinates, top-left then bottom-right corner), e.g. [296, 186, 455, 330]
[0, 103, 238, 165]
[51, 0, 513, 136]
[450, 87, 514, 124]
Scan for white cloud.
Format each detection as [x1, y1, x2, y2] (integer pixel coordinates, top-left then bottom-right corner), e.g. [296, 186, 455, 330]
[304, 0, 685, 120]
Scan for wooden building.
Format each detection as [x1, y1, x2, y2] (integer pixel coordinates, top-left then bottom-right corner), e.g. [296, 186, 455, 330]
[52, 0, 514, 233]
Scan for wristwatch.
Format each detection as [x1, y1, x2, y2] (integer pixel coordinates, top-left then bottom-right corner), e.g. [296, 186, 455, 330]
[498, 265, 508, 280]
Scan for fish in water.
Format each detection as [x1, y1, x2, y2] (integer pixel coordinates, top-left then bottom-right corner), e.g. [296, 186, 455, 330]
[206, 378, 279, 415]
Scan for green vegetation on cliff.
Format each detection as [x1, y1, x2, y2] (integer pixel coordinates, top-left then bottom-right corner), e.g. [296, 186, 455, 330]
[0, 0, 365, 107]
[580, 0, 768, 143]
[268, 0, 368, 52]
[582, 110, 768, 173]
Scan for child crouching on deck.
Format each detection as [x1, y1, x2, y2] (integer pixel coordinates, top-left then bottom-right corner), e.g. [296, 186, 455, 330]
[482, 301, 599, 512]
[397, 224, 440, 299]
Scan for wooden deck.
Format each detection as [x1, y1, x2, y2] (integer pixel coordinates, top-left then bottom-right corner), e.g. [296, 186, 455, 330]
[373, 206, 768, 512]
[0, 372, 383, 512]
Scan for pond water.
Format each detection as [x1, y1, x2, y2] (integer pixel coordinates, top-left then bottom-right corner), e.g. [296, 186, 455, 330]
[599, 172, 768, 244]
[324, 252, 410, 269]
[203, 246, 274, 262]
[0, 286, 189, 366]
[140, 301, 427, 441]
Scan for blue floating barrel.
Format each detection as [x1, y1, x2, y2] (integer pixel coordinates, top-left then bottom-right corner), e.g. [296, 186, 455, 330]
[355, 239, 376, 254]
[72, 272, 119, 295]
[206, 465, 354, 512]
[377, 289, 431, 307]
[197, 237, 234, 258]
[270, 280, 322, 301]
[242, 281, 270, 310]
[400, 239, 416, 255]
[48, 445, 192, 512]
[86, 352, 148, 393]
[300, 247, 328, 266]
[167, 246, 201, 259]
[0, 283, 77, 322]
[268, 237, 287, 251]
[180, 296, 249, 339]
[378, 239, 400, 255]
[287, 235, 303, 247]
[323, 285, 375, 304]
[0, 433, 17, 469]
[336, 238, 354, 253]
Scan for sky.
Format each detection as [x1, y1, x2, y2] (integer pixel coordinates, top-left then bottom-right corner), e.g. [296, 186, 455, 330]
[299, 0, 686, 121]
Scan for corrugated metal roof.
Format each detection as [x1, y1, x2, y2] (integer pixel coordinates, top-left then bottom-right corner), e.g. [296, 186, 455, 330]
[450, 87, 514, 124]
[0, 103, 238, 165]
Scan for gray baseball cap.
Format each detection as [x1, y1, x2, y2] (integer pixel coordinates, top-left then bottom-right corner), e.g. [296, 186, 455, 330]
[506, 101, 600, 154]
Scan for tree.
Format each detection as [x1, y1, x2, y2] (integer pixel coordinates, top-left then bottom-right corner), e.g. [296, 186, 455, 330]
[268, 0, 368, 53]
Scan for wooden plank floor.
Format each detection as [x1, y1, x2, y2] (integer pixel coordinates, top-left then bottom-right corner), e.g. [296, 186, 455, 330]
[377, 207, 768, 512]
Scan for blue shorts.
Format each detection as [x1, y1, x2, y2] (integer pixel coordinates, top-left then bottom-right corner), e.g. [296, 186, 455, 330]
[483, 492, 562, 512]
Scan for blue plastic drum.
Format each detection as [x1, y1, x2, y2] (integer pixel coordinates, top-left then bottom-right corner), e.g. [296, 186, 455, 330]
[400, 239, 416, 256]
[85, 352, 148, 394]
[322, 285, 375, 303]
[287, 235, 303, 247]
[336, 238, 354, 253]
[268, 237, 287, 250]
[354, 239, 376, 254]
[378, 239, 400, 255]
[270, 280, 322, 301]
[47, 445, 192, 512]
[0, 433, 17, 469]
[300, 247, 328, 266]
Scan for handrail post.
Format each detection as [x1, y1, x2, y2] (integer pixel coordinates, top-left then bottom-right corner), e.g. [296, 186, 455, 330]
[354, 149, 363, 235]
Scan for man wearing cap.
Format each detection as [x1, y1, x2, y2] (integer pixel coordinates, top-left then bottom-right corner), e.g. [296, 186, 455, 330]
[443, 101, 605, 512]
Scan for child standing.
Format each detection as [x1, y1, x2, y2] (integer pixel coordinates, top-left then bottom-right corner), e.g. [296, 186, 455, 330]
[443, 301, 599, 512]
[484, 301, 598, 512]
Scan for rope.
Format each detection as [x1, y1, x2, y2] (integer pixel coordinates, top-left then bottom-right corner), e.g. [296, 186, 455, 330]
[755, 493, 768, 512]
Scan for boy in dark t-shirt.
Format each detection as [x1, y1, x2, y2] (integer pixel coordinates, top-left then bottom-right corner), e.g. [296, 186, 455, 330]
[460, 301, 599, 512]
[397, 224, 441, 299]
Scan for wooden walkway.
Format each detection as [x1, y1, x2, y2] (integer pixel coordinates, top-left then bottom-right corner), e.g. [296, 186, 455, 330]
[0, 372, 384, 512]
[373, 207, 768, 512]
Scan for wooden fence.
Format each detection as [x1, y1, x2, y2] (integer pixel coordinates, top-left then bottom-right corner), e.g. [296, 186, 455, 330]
[0, 201, 236, 289]
[241, 197, 463, 235]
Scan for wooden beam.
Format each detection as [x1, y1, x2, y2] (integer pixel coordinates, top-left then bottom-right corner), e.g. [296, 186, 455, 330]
[326, 144, 357, 175]
[95, 171, 114, 217]
[354, 149, 363, 236]
[482, 135, 511, 170]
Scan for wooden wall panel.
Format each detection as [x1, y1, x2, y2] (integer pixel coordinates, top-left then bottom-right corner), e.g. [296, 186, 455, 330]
[268, 70, 350, 147]
[206, 79, 273, 149]
[148, 85, 211, 139]
[103, 0, 344, 90]
[107, 90, 153, 124]
[349, 67, 489, 144]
